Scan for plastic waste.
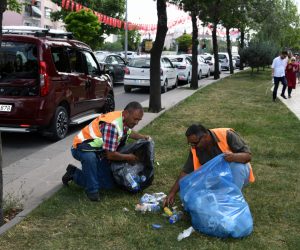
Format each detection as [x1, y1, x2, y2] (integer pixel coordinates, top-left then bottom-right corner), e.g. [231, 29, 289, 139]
[169, 211, 183, 224]
[135, 175, 147, 183]
[140, 192, 166, 204]
[111, 139, 155, 193]
[163, 207, 173, 217]
[125, 173, 139, 191]
[177, 226, 195, 241]
[135, 203, 161, 213]
[179, 154, 253, 238]
[152, 224, 162, 229]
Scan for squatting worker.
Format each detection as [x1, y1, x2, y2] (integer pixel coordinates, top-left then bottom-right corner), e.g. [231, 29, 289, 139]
[62, 101, 149, 202]
[163, 124, 255, 207]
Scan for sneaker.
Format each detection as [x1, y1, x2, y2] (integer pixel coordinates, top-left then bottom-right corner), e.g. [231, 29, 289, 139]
[62, 164, 77, 186]
[86, 192, 100, 202]
[288, 95, 291, 98]
[281, 94, 287, 99]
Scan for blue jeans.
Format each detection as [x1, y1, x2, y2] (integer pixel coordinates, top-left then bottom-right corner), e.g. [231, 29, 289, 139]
[273, 76, 287, 100]
[229, 162, 250, 190]
[71, 148, 115, 194]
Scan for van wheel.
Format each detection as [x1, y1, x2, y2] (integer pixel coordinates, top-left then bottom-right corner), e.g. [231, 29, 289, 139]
[48, 106, 69, 141]
[103, 93, 115, 113]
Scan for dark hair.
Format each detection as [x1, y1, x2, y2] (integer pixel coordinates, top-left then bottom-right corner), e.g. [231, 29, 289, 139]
[185, 124, 208, 137]
[281, 50, 288, 56]
[124, 101, 143, 112]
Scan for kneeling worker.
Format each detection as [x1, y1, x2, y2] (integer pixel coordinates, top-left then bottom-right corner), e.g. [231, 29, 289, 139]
[163, 124, 255, 207]
[62, 101, 149, 201]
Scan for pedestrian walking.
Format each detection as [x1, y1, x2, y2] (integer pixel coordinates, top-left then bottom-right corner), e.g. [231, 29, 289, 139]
[286, 57, 299, 98]
[271, 51, 288, 101]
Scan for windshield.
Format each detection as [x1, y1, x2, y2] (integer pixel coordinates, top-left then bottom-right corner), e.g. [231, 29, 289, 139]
[0, 41, 38, 82]
[127, 58, 150, 68]
[169, 58, 183, 62]
[95, 53, 107, 62]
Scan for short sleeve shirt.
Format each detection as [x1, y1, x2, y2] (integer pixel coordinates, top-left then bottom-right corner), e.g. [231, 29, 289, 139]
[182, 129, 251, 174]
[100, 122, 129, 152]
[272, 56, 287, 77]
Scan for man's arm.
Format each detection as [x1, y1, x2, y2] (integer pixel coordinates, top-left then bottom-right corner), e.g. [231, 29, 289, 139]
[106, 151, 138, 162]
[163, 171, 187, 207]
[223, 152, 251, 163]
[129, 131, 150, 140]
[225, 130, 252, 163]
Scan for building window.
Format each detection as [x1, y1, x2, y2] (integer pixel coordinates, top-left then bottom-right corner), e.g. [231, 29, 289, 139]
[45, 7, 52, 19]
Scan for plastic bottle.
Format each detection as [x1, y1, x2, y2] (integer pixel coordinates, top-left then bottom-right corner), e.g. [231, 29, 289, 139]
[134, 175, 146, 183]
[163, 207, 173, 217]
[169, 211, 183, 224]
[135, 203, 160, 213]
[125, 173, 139, 191]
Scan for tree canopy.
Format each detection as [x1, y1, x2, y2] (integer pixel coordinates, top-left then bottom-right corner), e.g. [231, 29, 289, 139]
[64, 9, 102, 49]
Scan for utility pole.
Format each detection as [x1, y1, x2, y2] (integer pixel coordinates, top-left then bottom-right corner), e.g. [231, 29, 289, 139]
[124, 0, 128, 62]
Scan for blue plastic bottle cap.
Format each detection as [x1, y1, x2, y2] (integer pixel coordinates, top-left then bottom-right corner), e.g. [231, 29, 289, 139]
[152, 224, 162, 229]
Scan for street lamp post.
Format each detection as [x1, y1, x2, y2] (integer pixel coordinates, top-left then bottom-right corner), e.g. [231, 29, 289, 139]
[124, 0, 128, 62]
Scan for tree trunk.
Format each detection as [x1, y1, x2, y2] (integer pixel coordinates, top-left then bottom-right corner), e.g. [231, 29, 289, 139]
[149, 0, 168, 113]
[212, 24, 220, 80]
[226, 27, 234, 74]
[0, 132, 3, 226]
[239, 28, 245, 70]
[190, 11, 198, 89]
[0, 0, 7, 41]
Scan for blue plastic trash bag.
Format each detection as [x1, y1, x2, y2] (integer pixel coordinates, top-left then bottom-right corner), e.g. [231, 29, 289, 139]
[179, 154, 253, 238]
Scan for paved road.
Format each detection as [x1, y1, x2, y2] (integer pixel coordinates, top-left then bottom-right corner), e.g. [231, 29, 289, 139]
[1, 74, 226, 168]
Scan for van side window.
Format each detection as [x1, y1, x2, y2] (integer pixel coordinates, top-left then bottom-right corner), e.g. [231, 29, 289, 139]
[82, 51, 99, 76]
[51, 47, 70, 73]
[67, 49, 85, 73]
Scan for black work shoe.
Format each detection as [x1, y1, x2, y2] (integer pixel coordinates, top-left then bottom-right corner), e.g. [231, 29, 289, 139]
[62, 164, 77, 186]
[281, 94, 287, 99]
[86, 192, 100, 202]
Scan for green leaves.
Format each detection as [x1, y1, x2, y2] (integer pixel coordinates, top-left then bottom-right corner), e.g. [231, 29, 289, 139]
[65, 10, 102, 50]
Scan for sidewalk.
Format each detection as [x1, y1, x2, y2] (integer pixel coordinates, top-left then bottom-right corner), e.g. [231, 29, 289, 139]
[277, 83, 300, 120]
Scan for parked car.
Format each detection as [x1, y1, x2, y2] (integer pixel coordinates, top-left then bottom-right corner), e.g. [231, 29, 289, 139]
[165, 54, 192, 84]
[218, 52, 236, 70]
[233, 55, 240, 68]
[118, 51, 137, 60]
[124, 56, 178, 93]
[187, 55, 210, 79]
[201, 54, 222, 75]
[0, 26, 115, 140]
[95, 52, 127, 86]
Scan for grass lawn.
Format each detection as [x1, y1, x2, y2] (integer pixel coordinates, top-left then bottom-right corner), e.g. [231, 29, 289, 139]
[0, 69, 299, 249]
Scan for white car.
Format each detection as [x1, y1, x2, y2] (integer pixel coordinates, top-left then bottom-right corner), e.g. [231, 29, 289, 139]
[124, 57, 178, 93]
[201, 54, 222, 75]
[218, 52, 236, 70]
[195, 55, 210, 79]
[165, 55, 192, 84]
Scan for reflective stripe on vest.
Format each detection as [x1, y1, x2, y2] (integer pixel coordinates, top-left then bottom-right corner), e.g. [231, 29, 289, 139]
[191, 128, 255, 183]
[72, 111, 130, 149]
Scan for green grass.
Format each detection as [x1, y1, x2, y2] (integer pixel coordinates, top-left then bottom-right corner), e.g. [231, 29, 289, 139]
[1, 69, 300, 249]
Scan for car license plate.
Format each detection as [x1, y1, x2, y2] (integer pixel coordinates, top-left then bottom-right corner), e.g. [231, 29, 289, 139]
[0, 104, 12, 112]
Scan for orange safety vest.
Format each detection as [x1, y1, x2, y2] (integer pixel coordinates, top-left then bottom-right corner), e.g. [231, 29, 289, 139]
[72, 111, 126, 149]
[191, 128, 255, 183]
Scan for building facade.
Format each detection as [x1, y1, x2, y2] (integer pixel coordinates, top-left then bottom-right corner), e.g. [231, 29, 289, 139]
[3, 0, 65, 30]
